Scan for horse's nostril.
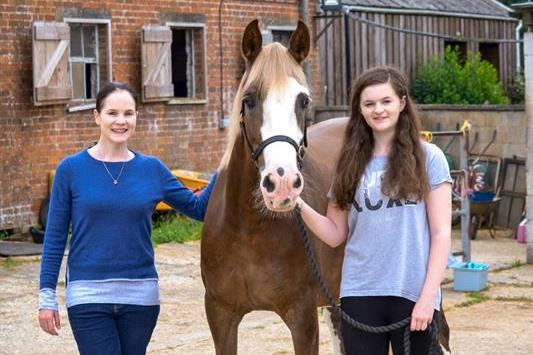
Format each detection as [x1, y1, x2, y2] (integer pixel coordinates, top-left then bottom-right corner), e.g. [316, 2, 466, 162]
[293, 175, 302, 189]
[277, 167, 285, 176]
[262, 175, 276, 193]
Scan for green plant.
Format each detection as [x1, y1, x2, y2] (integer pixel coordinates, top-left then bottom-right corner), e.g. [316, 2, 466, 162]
[413, 46, 509, 105]
[457, 291, 489, 307]
[0, 229, 15, 241]
[508, 72, 525, 104]
[2, 257, 21, 270]
[511, 258, 523, 268]
[151, 214, 203, 246]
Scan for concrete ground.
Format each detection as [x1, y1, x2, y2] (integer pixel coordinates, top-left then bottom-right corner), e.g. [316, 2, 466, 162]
[0, 228, 531, 354]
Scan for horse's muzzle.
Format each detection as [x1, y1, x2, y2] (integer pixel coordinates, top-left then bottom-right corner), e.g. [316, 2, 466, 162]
[260, 169, 304, 211]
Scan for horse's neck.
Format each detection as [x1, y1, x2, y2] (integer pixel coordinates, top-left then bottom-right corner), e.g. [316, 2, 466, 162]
[220, 137, 262, 220]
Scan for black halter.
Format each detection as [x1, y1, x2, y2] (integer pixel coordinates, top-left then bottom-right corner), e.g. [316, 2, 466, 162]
[239, 101, 307, 168]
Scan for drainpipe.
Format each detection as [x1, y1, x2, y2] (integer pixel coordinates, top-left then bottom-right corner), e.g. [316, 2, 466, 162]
[300, 0, 313, 123]
[517, 20, 523, 73]
[218, 0, 229, 129]
[300, 0, 309, 79]
[525, 32, 533, 263]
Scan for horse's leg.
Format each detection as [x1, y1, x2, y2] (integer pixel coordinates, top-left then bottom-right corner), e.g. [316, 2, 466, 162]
[323, 306, 345, 354]
[279, 301, 320, 355]
[205, 293, 244, 355]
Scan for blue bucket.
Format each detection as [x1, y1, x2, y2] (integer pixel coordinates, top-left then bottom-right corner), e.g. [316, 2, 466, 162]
[469, 191, 495, 203]
[451, 262, 489, 292]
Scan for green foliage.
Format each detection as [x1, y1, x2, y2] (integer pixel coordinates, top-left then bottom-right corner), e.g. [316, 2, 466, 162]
[413, 46, 509, 105]
[0, 229, 13, 241]
[0, 230, 9, 241]
[1, 257, 21, 270]
[508, 72, 525, 104]
[457, 291, 489, 307]
[511, 258, 523, 268]
[151, 214, 203, 246]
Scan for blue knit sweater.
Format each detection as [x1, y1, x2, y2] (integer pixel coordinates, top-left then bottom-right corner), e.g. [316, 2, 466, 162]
[39, 149, 216, 293]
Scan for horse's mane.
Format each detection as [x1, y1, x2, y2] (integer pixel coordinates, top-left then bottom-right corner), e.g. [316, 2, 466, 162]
[220, 43, 308, 168]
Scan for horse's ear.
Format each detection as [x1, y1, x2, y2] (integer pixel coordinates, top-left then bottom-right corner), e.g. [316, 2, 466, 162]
[288, 21, 310, 64]
[242, 19, 263, 64]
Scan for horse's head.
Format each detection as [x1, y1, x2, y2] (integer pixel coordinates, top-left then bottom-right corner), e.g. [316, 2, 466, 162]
[235, 19, 311, 213]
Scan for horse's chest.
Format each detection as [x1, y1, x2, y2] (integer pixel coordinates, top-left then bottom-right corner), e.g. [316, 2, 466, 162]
[202, 234, 309, 305]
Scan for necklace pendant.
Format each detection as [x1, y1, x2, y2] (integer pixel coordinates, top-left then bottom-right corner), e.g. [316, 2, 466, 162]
[113, 180, 118, 185]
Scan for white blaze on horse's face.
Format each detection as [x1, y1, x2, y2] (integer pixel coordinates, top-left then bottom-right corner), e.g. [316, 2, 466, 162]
[259, 77, 307, 212]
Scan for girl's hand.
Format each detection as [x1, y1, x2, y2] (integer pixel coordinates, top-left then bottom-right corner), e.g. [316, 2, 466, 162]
[410, 296, 435, 331]
[38, 309, 61, 335]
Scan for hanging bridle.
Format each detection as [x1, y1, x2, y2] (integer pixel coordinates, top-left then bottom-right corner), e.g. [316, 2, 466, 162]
[239, 99, 308, 168]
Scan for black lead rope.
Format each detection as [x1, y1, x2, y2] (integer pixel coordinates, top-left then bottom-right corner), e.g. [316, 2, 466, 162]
[294, 207, 442, 355]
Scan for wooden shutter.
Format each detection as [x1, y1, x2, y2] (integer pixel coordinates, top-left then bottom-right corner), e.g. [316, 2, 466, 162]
[32, 22, 72, 105]
[141, 25, 174, 102]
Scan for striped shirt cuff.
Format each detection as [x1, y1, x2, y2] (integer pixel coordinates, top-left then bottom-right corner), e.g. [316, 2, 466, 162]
[39, 288, 58, 311]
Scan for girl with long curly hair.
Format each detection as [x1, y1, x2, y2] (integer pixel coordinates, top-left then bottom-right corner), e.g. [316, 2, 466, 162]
[297, 66, 451, 354]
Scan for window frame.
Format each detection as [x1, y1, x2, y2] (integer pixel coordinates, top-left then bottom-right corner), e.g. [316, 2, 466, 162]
[266, 25, 295, 46]
[165, 21, 208, 105]
[64, 18, 112, 112]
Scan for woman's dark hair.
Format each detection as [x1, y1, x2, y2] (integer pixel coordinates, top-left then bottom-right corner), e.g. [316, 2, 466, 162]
[95, 81, 137, 113]
[332, 66, 429, 209]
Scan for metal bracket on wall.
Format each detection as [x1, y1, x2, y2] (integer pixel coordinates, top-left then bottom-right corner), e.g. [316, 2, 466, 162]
[312, 14, 342, 47]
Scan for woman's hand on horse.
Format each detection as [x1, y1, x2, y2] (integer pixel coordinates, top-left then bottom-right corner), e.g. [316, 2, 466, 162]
[38, 309, 61, 335]
[295, 196, 305, 209]
[410, 296, 435, 332]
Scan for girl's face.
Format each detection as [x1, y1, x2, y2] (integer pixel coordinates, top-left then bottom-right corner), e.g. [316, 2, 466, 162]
[94, 90, 137, 145]
[359, 82, 406, 135]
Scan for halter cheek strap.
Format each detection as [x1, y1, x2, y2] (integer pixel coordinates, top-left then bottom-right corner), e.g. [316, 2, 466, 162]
[239, 108, 307, 167]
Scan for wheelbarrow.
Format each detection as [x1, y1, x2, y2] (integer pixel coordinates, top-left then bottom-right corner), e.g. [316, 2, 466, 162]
[468, 191, 513, 240]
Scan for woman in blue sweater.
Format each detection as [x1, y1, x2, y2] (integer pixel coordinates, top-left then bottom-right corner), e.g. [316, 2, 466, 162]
[38, 82, 217, 355]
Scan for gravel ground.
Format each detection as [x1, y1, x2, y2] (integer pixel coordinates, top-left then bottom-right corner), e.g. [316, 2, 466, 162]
[1, 229, 532, 354]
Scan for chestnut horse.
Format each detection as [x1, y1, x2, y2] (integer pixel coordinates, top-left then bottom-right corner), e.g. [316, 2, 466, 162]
[201, 20, 449, 354]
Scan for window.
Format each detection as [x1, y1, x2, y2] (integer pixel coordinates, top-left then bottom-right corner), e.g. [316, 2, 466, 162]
[31, 19, 111, 107]
[479, 43, 500, 75]
[70, 24, 98, 99]
[140, 23, 206, 104]
[264, 26, 295, 47]
[444, 40, 467, 65]
[168, 23, 207, 102]
[65, 19, 111, 107]
[272, 30, 292, 47]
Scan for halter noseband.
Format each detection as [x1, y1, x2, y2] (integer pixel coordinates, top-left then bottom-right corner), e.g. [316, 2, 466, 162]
[239, 100, 308, 168]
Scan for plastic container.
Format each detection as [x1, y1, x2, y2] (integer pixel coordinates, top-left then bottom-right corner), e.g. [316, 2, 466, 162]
[469, 191, 495, 203]
[452, 262, 489, 292]
[516, 218, 527, 243]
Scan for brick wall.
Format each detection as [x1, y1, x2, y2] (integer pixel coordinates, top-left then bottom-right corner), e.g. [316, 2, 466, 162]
[0, 0, 322, 230]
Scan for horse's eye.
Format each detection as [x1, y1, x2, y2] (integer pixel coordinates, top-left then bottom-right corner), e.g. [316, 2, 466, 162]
[243, 95, 256, 110]
[301, 96, 310, 108]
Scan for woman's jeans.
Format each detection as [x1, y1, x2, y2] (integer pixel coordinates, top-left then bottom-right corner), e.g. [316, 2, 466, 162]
[67, 303, 160, 355]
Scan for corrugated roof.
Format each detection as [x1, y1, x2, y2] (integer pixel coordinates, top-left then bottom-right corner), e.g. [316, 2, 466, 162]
[340, 0, 515, 19]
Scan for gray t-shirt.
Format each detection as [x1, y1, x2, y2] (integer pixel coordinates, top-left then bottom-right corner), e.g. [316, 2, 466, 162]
[338, 142, 451, 310]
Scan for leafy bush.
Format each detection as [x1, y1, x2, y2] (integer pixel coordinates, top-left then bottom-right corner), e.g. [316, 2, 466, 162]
[151, 214, 202, 246]
[508, 72, 525, 104]
[413, 46, 509, 105]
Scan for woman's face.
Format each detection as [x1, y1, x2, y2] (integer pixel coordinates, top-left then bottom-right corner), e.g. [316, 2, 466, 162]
[359, 82, 406, 135]
[94, 90, 137, 145]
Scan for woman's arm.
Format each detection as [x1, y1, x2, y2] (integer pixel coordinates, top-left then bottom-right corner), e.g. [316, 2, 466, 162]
[39, 159, 72, 335]
[160, 162, 217, 221]
[296, 197, 349, 248]
[411, 182, 451, 331]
